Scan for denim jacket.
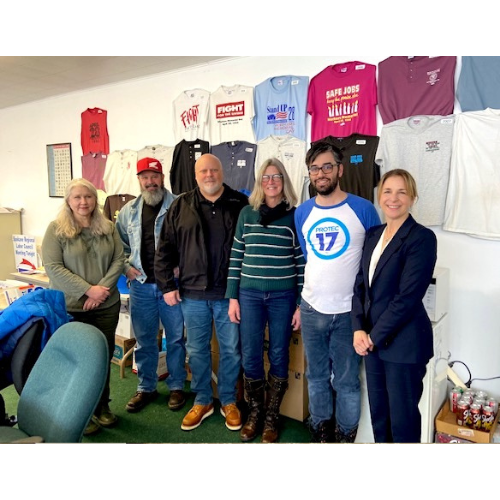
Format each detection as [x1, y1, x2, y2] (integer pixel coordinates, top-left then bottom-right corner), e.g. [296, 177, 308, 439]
[116, 191, 177, 284]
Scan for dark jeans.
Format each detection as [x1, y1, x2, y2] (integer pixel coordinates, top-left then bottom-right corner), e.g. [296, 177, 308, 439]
[71, 300, 120, 411]
[365, 349, 427, 443]
[239, 288, 296, 380]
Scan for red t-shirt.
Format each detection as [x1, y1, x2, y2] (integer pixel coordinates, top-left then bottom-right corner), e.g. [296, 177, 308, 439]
[81, 107, 109, 155]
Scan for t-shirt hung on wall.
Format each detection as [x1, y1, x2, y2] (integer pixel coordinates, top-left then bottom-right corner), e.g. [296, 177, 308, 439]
[457, 56, 500, 112]
[377, 56, 456, 124]
[209, 85, 255, 145]
[253, 75, 309, 142]
[376, 115, 454, 227]
[307, 61, 377, 142]
[172, 89, 210, 142]
[81, 107, 110, 155]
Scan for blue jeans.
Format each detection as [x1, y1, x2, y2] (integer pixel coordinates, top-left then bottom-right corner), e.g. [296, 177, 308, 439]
[239, 288, 296, 380]
[129, 280, 186, 393]
[181, 297, 241, 407]
[300, 300, 361, 433]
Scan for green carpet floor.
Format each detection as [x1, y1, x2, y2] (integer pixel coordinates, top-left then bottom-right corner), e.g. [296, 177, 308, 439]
[1, 363, 311, 444]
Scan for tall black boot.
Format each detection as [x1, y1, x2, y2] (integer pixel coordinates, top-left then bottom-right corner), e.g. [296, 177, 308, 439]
[240, 377, 265, 442]
[262, 373, 288, 443]
[335, 424, 358, 443]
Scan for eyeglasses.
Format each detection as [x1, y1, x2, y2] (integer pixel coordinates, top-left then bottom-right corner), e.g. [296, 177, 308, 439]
[308, 163, 338, 175]
[262, 174, 283, 182]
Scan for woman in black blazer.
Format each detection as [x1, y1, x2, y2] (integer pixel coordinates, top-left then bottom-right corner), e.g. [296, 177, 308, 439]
[351, 169, 437, 443]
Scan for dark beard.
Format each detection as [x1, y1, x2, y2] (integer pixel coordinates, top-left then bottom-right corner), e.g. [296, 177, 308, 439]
[314, 178, 338, 196]
[142, 187, 165, 206]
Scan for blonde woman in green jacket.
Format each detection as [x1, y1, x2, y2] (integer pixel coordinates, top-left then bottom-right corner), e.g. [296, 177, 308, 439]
[42, 178, 124, 436]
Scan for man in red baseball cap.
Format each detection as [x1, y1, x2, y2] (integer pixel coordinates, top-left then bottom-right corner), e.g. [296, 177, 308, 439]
[116, 157, 187, 414]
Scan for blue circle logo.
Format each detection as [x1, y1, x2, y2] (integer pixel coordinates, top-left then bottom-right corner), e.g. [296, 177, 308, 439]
[306, 217, 350, 260]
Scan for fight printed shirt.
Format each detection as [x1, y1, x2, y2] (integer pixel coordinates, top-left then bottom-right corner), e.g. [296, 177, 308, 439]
[209, 85, 255, 145]
[307, 62, 377, 141]
[173, 89, 210, 142]
[253, 75, 309, 142]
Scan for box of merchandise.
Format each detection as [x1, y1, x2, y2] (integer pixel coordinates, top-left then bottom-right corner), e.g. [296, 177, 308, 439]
[0, 283, 42, 309]
[112, 334, 136, 367]
[435, 401, 499, 443]
[116, 312, 135, 339]
[132, 350, 168, 380]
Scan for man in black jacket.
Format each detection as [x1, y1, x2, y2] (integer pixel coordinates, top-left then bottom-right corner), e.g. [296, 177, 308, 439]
[155, 153, 248, 432]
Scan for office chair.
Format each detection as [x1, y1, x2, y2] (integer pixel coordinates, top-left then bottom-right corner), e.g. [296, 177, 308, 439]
[0, 321, 109, 443]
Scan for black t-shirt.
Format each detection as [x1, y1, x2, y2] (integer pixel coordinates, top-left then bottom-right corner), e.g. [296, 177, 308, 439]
[141, 200, 162, 283]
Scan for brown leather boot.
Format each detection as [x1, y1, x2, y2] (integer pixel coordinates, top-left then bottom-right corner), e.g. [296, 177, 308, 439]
[262, 373, 288, 443]
[240, 377, 265, 442]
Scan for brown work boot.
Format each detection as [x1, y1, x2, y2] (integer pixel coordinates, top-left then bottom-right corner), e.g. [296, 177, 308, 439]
[261, 374, 288, 443]
[220, 403, 242, 431]
[181, 403, 214, 431]
[83, 416, 101, 436]
[240, 377, 265, 442]
[96, 403, 118, 427]
[125, 390, 158, 413]
[168, 390, 186, 411]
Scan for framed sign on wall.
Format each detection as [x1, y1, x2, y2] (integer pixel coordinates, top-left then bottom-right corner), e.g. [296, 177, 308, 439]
[46, 142, 73, 197]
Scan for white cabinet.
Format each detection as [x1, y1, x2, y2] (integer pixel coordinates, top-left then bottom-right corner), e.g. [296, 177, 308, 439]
[0, 211, 22, 280]
[419, 314, 450, 443]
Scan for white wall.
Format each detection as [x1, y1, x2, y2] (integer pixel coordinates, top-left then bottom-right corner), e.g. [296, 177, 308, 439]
[1, 55, 498, 397]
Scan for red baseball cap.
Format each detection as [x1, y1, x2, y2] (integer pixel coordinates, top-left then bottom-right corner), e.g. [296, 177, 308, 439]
[137, 157, 163, 174]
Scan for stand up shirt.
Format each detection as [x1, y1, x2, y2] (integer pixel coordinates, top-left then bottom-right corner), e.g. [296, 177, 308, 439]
[378, 56, 457, 124]
[457, 57, 500, 112]
[253, 75, 309, 142]
[444, 109, 500, 240]
[307, 62, 377, 142]
[173, 89, 210, 142]
[81, 107, 109, 155]
[209, 85, 255, 145]
[376, 115, 455, 227]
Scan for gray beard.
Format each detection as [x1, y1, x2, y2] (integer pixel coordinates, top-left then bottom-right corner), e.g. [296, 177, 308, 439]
[142, 187, 165, 206]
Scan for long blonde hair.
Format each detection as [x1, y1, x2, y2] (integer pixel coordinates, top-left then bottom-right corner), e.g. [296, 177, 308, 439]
[249, 158, 298, 210]
[55, 178, 111, 239]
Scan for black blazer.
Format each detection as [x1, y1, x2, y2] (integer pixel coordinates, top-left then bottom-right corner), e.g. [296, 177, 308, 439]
[351, 214, 437, 364]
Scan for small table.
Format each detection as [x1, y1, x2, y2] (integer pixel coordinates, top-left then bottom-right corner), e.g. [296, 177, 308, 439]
[10, 272, 50, 288]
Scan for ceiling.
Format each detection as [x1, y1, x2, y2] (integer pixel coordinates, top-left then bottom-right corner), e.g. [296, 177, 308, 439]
[0, 56, 231, 110]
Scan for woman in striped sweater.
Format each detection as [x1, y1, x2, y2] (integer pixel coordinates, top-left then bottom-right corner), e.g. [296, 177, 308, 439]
[226, 158, 305, 443]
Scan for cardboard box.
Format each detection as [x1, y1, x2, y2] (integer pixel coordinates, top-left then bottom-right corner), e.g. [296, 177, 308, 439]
[112, 335, 136, 367]
[435, 402, 499, 443]
[116, 312, 135, 339]
[132, 350, 168, 380]
[0, 284, 41, 309]
[424, 267, 449, 323]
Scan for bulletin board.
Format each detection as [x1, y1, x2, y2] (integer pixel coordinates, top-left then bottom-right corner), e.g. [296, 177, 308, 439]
[46, 142, 73, 197]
